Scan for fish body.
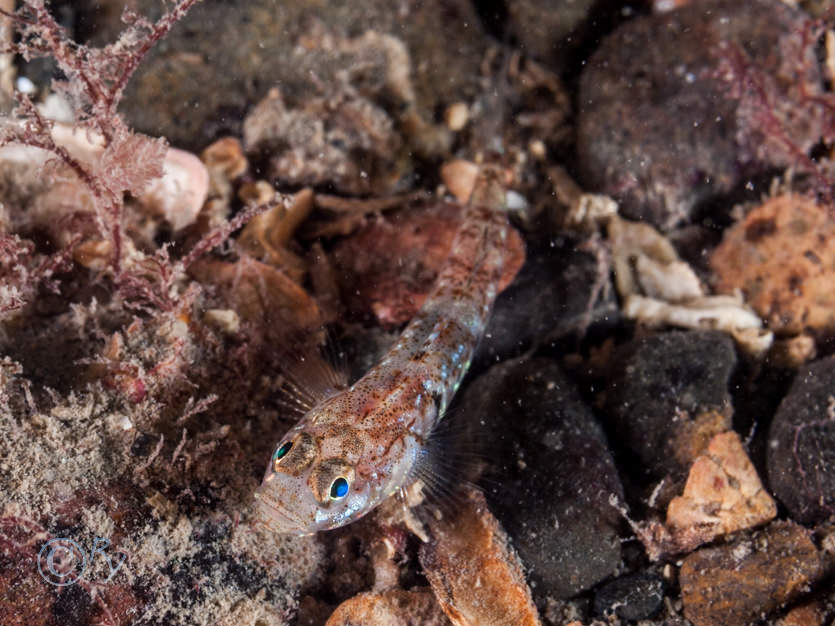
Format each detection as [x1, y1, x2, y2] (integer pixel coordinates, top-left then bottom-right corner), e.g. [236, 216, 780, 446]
[255, 172, 515, 534]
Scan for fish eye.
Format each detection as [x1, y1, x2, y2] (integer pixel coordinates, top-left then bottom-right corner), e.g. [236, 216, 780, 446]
[272, 440, 292, 469]
[329, 476, 349, 500]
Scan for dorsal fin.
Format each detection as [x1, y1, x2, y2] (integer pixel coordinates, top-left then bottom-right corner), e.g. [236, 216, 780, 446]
[274, 330, 349, 414]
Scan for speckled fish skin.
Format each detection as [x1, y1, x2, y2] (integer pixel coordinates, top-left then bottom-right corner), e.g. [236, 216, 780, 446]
[255, 170, 513, 535]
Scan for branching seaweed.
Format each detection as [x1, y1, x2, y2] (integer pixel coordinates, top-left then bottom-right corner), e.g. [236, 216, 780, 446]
[0, 0, 281, 320]
[0, 1, 200, 274]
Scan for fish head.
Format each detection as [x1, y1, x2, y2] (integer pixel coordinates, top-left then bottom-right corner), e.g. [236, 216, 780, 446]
[253, 425, 373, 534]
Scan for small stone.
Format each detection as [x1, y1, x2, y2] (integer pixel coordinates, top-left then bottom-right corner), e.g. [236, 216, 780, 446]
[326, 589, 450, 626]
[593, 571, 665, 621]
[577, 0, 826, 230]
[419, 487, 541, 626]
[440, 159, 479, 203]
[138, 146, 209, 232]
[202, 309, 241, 335]
[529, 139, 546, 160]
[604, 330, 737, 477]
[444, 102, 469, 131]
[767, 355, 835, 524]
[679, 521, 824, 626]
[664, 430, 776, 552]
[776, 601, 825, 626]
[459, 357, 624, 599]
[711, 194, 835, 338]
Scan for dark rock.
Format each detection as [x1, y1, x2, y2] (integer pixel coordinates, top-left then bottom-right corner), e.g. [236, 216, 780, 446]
[503, 0, 596, 70]
[82, 0, 488, 155]
[593, 571, 664, 621]
[604, 330, 737, 477]
[477, 235, 619, 367]
[577, 0, 826, 230]
[679, 521, 824, 626]
[767, 355, 835, 524]
[459, 357, 623, 599]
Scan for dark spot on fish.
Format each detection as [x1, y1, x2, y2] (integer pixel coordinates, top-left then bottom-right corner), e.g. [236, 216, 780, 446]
[803, 250, 821, 265]
[788, 274, 803, 295]
[745, 217, 776, 242]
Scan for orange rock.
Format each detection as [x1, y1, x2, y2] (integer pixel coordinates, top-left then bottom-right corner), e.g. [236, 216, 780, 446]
[326, 589, 450, 626]
[711, 194, 835, 337]
[419, 487, 541, 626]
[665, 430, 776, 551]
[776, 601, 825, 626]
[680, 521, 824, 626]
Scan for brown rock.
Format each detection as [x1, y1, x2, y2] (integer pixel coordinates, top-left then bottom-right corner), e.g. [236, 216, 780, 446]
[419, 488, 541, 626]
[665, 430, 776, 551]
[188, 257, 323, 338]
[330, 202, 525, 328]
[776, 601, 825, 626]
[680, 521, 825, 626]
[326, 589, 451, 626]
[711, 193, 835, 337]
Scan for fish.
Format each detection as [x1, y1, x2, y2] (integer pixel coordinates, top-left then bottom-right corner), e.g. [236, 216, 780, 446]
[254, 167, 520, 534]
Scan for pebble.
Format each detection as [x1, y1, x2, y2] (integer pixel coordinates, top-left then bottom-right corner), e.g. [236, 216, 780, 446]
[593, 571, 665, 621]
[711, 194, 835, 338]
[663, 430, 776, 554]
[776, 601, 826, 626]
[459, 357, 624, 599]
[444, 102, 469, 131]
[577, 0, 826, 230]
[679, 521, 824, 626]
[478, 235, 619, 366]
[604, 330, 737, 477]
[326, 589, 450, 626]
[419, 487, 541, 626]
[767, 355, 835, 524]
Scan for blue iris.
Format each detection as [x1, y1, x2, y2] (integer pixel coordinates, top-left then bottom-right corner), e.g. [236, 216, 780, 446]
[330, 477, 349, 500]
[273, 441, 292, 461]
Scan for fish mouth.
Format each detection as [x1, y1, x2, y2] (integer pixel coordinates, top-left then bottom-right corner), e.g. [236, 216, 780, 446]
[253, 485, 311, 535]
